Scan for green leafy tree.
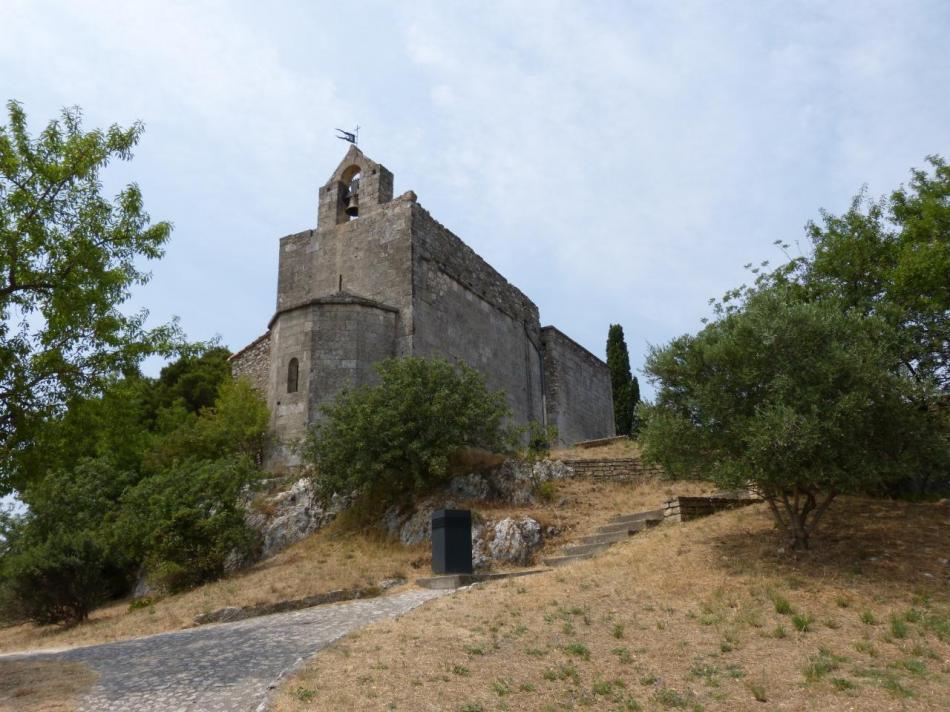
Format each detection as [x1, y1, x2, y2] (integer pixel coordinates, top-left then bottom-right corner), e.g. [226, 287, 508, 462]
[0, 100, 179, 494]
[306, 357, 515, 502]
[115, 457, 261, 593]
[641, 289, 946, 551]
[0, 360, 270, 621]
[147, 346, 233, 416]
[641, 157, 950, 546]
[801, 156, 949, 393]
[145, 378, 270, 469]
[606, 324, 639, 435]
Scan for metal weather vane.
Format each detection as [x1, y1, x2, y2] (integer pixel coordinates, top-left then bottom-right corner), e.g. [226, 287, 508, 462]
[335, 126, 359, 145]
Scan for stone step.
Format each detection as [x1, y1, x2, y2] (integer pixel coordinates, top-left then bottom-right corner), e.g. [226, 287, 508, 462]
[595, 519, 656, 536]
[607, 509, 665, 526]
[560, 542, 612, 557]
[578, 531, 630, 546]
[542, 552, 595, 567]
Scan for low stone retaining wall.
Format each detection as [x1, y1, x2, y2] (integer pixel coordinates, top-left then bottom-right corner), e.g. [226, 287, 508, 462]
[571, 435, 632, 449]
[192, 578, 405, 625]
[562, 458, 664, 481]
[663, 494, 760, 522]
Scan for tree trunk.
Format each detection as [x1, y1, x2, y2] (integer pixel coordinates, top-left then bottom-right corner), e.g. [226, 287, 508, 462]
[764, 487, 837, 550]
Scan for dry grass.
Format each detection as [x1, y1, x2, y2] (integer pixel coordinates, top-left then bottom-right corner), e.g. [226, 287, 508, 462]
[0, 469, 697, 654]
[0, 527, 426, 654]
[0, 659, 98, 712]
[551, 439, 642, 461]
[458, 475, 714, 555]
[273, 495, 950, 711]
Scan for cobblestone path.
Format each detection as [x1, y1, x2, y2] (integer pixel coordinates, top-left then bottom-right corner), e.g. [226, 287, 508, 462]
[11, 588, 445, 712]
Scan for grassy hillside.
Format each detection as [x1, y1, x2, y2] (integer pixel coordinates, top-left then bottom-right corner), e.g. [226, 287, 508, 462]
[0, 465, 710, 654]
[273, 496, 949, 711]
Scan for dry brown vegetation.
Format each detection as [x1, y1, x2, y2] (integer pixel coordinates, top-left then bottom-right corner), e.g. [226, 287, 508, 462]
[551, 439, 642, 461]
[0, 659, 98, 712]
[0, 528, 426, 654]
[0, 452, 694, 654]
[274, 494, 950, 711]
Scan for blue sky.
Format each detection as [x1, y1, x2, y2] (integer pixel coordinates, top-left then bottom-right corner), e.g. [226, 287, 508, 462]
[1, 0, 948, 387]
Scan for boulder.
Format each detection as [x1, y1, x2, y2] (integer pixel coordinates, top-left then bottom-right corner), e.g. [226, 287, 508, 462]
[250, 478, 347, 559]
[471, 520, 491, 571]
[489, 517, 542, 566]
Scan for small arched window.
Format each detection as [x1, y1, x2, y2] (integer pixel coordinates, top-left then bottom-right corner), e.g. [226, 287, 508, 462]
[287, 358, 299, 393]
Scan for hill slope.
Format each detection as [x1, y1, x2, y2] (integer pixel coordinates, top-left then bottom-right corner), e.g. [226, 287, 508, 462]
[274, 497, 949, 711]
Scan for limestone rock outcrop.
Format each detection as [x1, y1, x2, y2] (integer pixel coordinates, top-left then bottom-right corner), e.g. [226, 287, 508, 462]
[245, 478, 347, 559]
[489, 517, 542, 566]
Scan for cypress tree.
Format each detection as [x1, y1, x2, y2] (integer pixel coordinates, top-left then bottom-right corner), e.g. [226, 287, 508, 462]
[629, 375, 641, 434]
[606, 324, 634, 435]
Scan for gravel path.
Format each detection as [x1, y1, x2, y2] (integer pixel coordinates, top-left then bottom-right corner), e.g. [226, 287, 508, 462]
[8, 588, 446, 712]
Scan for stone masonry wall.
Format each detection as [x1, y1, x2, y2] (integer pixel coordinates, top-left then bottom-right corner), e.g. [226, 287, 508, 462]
[542, 326, 615, 444]
[409, 204, 545, 426]
[229, 332, 270, 394]
[562, 458, 663, 481]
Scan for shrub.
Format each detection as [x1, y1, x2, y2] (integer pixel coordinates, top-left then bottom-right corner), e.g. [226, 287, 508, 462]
[2, 531, 109, 624]
[524, 421, 558, 458]
[116, 457, 261, 593]
[306, 358, 515, 502]
[534, 481, 557, 503]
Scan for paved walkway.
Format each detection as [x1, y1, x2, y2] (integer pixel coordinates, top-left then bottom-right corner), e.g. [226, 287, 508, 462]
[10, 588, 446, 712]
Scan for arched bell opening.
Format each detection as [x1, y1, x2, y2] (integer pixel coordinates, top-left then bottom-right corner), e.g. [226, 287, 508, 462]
[340, 165, 362, 220]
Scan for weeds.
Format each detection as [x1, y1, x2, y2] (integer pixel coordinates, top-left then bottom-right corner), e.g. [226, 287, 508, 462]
[564, 642, 591, 660]
[746, 681, 767, 702]
[492, 680, 510, 696]
[612, 647, 633, 664]
[293, 687, 317, 702]
[889, 615, 909, 639]
[831, 678, 856, 692]
[893, 658, 926, 676]
[770, 593, 793, 615]
[542, 665, 580, 685]
[792, 614, 813, 632]
[803, 648, 846, 683]
[882, 677, 914, 698]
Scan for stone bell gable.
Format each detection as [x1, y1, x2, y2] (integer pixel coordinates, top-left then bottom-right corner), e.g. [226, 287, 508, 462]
[231, 148, 615, 469]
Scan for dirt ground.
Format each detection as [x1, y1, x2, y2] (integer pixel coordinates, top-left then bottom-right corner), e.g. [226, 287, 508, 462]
[273, 495, 950, 711]
[0, 659, 98, 712]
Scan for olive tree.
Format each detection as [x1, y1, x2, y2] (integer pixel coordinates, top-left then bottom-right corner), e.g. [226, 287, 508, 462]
[640, 286, 943, 549]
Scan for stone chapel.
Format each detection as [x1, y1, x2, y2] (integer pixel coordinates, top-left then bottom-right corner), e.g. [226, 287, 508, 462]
[230, 146, 615, 467]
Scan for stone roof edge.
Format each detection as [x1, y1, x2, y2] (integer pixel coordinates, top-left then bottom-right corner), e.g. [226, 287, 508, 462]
[540, 325, 609, 368]
[267, 291, 400, 329]
[229, 331, 270, 361]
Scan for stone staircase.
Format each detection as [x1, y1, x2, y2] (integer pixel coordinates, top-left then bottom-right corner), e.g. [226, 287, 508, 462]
[542, 508, 665, 567]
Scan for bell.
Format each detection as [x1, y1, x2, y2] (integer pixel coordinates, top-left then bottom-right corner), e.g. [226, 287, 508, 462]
[345, 192, 359, 217]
